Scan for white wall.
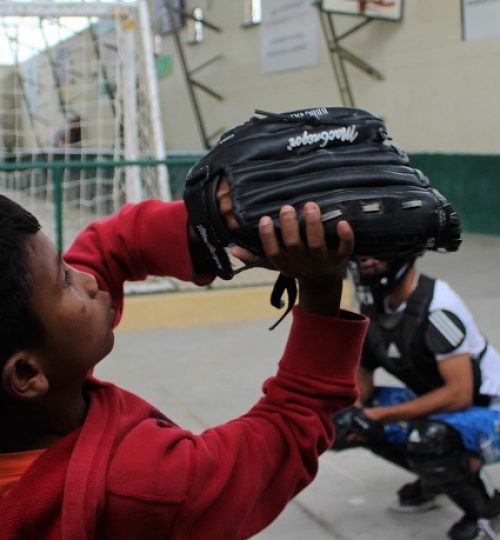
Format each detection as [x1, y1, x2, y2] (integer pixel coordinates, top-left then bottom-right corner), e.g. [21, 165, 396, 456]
[155, 0, 500, 154]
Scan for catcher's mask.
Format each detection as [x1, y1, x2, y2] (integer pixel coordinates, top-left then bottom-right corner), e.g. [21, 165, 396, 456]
[349, 256, 416, 310]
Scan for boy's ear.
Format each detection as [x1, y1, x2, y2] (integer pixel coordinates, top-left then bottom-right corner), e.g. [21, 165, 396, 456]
[1, 352, 49, 399]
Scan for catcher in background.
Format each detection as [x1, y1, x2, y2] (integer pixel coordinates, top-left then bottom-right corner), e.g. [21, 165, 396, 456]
[332, 254, 500, 540]
[0, 188, 369, 539]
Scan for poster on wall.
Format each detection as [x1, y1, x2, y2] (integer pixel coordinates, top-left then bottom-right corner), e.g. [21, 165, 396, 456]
[260, 0, 318, 74]
[461, 0, 500, 41]
[320, 0, 404, 21]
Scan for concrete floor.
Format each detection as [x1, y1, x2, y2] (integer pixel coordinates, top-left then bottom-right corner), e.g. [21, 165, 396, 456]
[95, 231, 500, 539]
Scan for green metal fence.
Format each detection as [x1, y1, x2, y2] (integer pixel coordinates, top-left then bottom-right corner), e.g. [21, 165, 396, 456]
[2, 152, 500, 248]
[0, 154, 202, 251]
[0, 154, 276, 292]
[1, 152, 498, 295]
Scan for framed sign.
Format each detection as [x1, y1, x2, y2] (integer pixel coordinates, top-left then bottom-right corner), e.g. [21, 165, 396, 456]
[320, 0, 404, 21]
[261, 0, 319, 74]
[461, 0, 500, 41]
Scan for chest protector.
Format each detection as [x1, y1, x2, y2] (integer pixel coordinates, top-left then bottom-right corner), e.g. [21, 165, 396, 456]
[361, 275, 484, 401]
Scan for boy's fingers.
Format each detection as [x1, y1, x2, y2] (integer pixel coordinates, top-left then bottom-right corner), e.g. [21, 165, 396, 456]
[303, 202, 325, 251]
[259, 215, 280, 259]
[230, 245, 257, 265]
[279, 205, 301, 250]
[217, 178, 240, 233]
[336, 220, 354, 260]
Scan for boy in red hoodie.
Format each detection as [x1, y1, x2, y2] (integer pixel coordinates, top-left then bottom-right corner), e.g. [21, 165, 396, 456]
[0, 189, 367, 540]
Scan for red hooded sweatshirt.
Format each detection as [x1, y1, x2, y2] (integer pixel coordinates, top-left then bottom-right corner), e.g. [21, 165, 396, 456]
[0, 200, 367, 540]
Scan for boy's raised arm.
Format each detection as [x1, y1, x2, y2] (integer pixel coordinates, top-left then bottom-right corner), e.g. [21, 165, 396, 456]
[64, 200, 213, 323]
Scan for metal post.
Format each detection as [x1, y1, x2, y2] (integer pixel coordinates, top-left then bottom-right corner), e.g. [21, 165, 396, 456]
[316, 3, 386, 106]
[138, 0, 171, 201]
[171, 26, 211, 149]
[319, 9, 355, 106]
[165, 1, 223, 150]
[120, 16, 142, 202]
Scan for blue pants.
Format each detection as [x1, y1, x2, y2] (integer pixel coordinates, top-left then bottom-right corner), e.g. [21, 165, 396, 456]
[369, 386, 500, 464]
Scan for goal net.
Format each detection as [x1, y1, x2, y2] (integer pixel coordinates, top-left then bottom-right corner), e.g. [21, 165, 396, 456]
[0, 0, 169, 249]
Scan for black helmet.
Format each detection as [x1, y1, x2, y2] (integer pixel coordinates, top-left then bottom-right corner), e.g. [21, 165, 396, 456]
[349, 256, 417, 310]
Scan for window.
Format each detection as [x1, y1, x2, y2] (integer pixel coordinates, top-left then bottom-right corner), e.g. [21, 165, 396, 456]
[187, 7, 204, 43]
[243, 0, 262, 27]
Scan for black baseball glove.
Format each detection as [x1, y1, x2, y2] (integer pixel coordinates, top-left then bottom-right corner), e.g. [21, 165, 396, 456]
[184, 107, 461, 325]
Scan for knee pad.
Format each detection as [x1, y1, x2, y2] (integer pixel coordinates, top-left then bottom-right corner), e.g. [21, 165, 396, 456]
[406, 419, 470, 487]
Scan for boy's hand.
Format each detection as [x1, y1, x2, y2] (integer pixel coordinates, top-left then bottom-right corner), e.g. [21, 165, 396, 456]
[233, 203, 354, 317]
[188, 176, 237, 245]
[192, 178, 354, 316]
[217, 176, 239, 233]
[259, 203, 352, 283]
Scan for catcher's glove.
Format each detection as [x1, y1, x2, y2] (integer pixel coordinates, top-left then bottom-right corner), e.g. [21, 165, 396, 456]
[332, 407, 385, 450]
[184, 107, 461, 325]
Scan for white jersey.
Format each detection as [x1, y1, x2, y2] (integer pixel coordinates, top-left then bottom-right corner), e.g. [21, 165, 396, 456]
[430, 279, 500, 403]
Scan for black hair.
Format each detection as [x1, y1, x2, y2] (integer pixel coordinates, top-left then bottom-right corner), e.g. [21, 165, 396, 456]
[0, 195, 45, 369]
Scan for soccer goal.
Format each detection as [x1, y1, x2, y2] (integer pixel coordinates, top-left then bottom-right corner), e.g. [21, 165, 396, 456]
[0, 0, 169, 248]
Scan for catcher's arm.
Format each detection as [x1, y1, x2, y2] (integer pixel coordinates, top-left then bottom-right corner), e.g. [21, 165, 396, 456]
[357, 365, 375, 406]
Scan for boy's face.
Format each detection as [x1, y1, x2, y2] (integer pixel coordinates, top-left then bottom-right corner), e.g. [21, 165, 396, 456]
[26, 231, 115, 385]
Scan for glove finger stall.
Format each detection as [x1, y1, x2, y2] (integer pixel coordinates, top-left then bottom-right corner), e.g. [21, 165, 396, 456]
[231, 185, 461, 261]
[228, 164, 429, 213]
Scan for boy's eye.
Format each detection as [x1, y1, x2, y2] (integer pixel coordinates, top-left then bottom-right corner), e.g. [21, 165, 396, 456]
[63, 269, 72, 287]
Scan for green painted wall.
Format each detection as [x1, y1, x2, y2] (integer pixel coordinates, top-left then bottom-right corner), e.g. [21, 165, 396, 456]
[410, 154, 500, 236]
